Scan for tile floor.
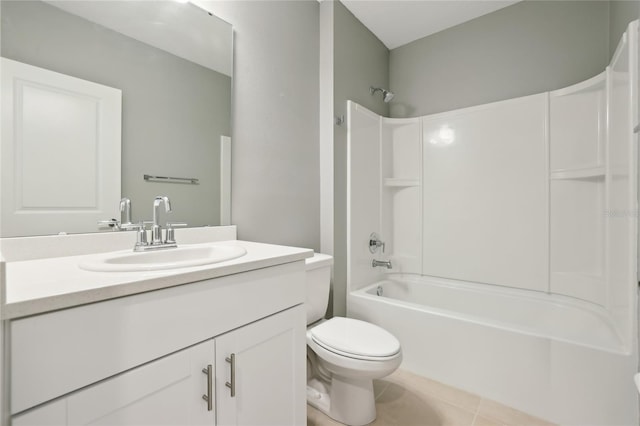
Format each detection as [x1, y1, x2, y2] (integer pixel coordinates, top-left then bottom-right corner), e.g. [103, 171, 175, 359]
[307, 369, 555, 426]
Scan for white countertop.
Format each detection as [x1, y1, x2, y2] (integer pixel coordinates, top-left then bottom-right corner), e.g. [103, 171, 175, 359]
[2, 240, 313, 319]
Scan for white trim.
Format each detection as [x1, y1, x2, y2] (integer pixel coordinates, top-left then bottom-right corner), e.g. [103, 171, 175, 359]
[220, 135, 231, 226]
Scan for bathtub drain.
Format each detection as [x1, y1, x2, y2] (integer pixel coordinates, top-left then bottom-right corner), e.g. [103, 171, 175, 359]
[376, 285, 383, 296]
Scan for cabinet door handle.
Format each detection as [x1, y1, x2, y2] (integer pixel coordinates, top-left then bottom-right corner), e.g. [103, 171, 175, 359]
[225, 353, 236, 397]
[202, 364, 213, 411]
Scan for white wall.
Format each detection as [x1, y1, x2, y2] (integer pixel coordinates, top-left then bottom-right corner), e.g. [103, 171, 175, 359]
[196, 1, 321, 251]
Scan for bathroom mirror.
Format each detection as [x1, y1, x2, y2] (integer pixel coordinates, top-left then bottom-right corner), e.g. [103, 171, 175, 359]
[0, 0, 232, 237]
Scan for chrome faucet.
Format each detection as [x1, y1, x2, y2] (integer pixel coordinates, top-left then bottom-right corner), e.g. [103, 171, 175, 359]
[98, 197, 134, 231]
[132, 196, 186, 251]
[151, 196, 172, 245]
[372, 259, 393, 269]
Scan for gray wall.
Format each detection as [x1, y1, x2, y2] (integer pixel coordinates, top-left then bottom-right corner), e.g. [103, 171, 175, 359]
[389, 1, 611, 117]
[200, 1, 320, 251]
[1, 0, 231, 228]
[609, 1, 640, 58]
[332, 0, 389, 316]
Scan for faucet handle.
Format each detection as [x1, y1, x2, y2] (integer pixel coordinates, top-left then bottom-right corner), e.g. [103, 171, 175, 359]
[120, 222, 142, 231]
[136, 227, 148, 247]
[122, 222, 149, 249]
[166, 222, 187, 228]
[369, 232, 385, 253]
[165, 222, 187, 244]
[98, 218, 120, 230]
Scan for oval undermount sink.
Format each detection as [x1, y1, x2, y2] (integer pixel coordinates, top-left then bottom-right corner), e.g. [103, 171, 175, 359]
[79, 244, 247, 272]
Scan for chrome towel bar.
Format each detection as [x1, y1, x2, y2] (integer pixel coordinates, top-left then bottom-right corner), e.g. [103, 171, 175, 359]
[143, 174, 199, 184]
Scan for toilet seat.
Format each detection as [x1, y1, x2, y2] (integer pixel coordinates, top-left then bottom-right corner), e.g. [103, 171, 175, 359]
[309, 317, 400, 361]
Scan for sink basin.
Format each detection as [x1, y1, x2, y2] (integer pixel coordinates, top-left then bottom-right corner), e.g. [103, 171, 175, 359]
[79, 244, 247, 272]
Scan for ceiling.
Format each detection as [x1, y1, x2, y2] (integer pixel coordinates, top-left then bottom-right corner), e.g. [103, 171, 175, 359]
[341, 0, 521, 50]
[44, 0, 232, 76]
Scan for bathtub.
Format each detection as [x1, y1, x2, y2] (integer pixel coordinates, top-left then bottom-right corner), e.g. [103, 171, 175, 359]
[348, 274, 638, 425]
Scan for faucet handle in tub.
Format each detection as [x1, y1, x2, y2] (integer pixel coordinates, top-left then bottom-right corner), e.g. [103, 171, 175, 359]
[369, 232, 386, 253]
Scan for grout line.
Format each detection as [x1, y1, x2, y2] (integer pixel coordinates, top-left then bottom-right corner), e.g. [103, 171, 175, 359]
[374, 380, 391, 401]
[471, 409, 479, 426]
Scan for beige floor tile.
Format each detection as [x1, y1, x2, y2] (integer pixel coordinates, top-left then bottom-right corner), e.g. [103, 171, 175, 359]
[307, 369, 554, 426]
[307, 405, 342, 426]
[472, 415, 505, 426]
[386, 369, 482, 413]
[371, 381, 476, 426]
[307, 380, 476, 426]
[476, 399, 555, 426]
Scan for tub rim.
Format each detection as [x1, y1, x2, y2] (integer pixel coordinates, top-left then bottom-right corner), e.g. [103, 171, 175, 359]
[349, 273, 629, 355]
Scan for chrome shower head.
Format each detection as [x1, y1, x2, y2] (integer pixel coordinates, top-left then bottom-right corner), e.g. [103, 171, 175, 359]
[370, 86, 395, 103]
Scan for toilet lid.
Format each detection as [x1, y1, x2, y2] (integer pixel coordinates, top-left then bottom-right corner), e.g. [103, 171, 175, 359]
[310, 317, 400, 358]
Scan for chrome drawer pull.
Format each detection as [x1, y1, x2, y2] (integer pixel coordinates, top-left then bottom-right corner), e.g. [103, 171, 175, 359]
[225, 354, 236, 397]
[202, 364, 213, 411]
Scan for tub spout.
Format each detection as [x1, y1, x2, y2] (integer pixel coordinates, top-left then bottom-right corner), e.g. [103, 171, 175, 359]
[372, 259, 392, 269]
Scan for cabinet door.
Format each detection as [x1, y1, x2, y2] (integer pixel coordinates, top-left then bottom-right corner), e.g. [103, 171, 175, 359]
[13, 340, 215, 426]
[215, 306, 306, 426]
[12, 399, 66, 426]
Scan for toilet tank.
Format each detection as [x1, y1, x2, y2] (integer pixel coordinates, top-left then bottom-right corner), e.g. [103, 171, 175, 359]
[305, 253, 333, 325]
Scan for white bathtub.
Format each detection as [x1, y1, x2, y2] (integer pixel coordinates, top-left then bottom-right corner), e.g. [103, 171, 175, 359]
[348, 274, 638, 425]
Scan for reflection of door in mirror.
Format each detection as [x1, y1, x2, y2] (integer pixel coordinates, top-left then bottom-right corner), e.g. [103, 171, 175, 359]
[1, 58, 121, 237]
[0, 0, 233, 236]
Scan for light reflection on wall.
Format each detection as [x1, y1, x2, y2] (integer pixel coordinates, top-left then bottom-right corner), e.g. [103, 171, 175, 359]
[429, 125, 455, 146]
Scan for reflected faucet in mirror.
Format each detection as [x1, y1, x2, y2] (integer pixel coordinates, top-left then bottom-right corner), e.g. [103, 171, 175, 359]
[97, 198, 140, 232]
[120, 198, 133, 228]
[97, 198, 135, 231]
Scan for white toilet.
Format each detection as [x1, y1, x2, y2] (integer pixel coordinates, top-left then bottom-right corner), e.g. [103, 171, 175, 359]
[305, 253, 402, 426]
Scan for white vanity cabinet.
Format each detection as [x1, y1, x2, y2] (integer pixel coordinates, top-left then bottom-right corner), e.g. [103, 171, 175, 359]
[7, 259, 308, 426]
[13, 339, 216, 426]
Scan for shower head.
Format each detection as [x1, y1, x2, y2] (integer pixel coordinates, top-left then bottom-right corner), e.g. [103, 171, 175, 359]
[370, 86, 395, 103]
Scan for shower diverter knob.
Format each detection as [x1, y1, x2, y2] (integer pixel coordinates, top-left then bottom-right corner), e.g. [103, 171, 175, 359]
[369, 232, 385, 253]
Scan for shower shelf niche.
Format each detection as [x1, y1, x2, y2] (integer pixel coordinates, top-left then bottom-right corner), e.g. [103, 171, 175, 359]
[383, 178, 420, 187]
[550, 166, 605, 180]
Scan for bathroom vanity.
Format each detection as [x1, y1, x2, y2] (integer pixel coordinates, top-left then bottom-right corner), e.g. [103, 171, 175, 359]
[0, 226, 312, 425]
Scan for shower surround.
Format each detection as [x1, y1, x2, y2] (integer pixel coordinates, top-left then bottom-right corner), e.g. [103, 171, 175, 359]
[346, 21, 639, 425]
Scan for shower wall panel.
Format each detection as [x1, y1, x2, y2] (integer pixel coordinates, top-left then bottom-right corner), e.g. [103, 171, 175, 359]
[549, 73, 606, 305]
[606, 28, 637, 344]
[421, 94, 549, 292]
[346, 101, 384, 291]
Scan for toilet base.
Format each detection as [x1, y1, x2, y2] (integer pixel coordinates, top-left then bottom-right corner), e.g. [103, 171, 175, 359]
[307, 376, 376, 426]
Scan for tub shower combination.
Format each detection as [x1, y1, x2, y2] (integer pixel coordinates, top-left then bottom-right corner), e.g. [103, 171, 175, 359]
[346, 22, 639, 426]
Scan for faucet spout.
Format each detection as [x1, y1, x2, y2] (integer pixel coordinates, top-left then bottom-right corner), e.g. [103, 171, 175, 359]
[153, 196, 172, 226]
[151, 196, 172, 245]
[372, 259, 393, 269]
[119, 198, 132, 226]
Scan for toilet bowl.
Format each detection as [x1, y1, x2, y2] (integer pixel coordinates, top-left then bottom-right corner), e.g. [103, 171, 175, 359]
[305, 254, 402, 426]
